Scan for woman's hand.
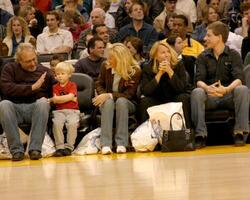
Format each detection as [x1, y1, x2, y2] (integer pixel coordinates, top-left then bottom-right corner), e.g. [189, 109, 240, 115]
[92, 93, 111, 107]
[159, 60, 174, 78]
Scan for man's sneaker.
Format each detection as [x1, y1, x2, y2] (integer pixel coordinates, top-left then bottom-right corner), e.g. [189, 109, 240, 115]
[116, 146, 126, 153]
[234, 131, 245, 146]
[195, 136, 206, 149]
[63, 148, 72, 156]
[29, 150, 42, 160]
[101, 146, 112, 155]
[54, 149, 65, 157]
[12, 152, 25, 161]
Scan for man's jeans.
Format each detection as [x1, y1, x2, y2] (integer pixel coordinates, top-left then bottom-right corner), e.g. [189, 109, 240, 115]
[191, 86, 249, 137]
[0, 98, 50, 154]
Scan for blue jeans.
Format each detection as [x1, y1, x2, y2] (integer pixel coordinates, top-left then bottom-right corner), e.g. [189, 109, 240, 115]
[0, 98, 50, 154]
[191, 86, 249, 137]
[100, 97, 136, 147]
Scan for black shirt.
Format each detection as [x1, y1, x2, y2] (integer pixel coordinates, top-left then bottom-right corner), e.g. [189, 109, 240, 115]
[195, 46, 244, 86]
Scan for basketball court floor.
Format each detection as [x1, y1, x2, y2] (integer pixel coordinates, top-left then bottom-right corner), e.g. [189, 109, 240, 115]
[1, 145, 250, 200]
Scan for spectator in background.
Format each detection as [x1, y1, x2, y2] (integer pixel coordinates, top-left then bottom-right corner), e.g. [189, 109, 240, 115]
[56, 0, 89, 21]
[75, 37, 105, 81]
[0, 43, 55, 161]
[95, 0, 115, 29]
[77, 8, 116, 57]
[37, 11, 73, 55]
[115, 0, 152, 30]
[3, 16, 36, 56]
[235, 2, 250, 37]
[14, 0, 45, 31]
[196, 0, 231, 24]
[78, 31, 93, 59]
[19, 5, 43, 38]
[153, 0, 181, 33]
[94, 43, 141, 154]
[176, 0, 197, 25]
[62, 10, 91, 57]
[33, 0, 52, 15]
[115, 1, 158, 55]
[169, 14, 204, 58]
[50, 54, 65, 76]
[124, 36, 145, 65]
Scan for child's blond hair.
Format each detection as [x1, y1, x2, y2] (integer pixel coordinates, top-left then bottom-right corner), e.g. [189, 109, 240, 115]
[55, 62, 75, 75]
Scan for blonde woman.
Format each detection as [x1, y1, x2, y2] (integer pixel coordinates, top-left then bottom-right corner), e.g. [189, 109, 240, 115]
[93, 43, 141, 154]
[138, 41, 192, 129]
[3, 16, 36, 56]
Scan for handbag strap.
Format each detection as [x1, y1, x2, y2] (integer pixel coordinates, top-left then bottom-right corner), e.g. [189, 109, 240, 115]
[169, 112, 186, 130]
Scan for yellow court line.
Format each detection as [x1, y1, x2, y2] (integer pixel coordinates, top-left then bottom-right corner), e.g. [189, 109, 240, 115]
[1, 144, 250, 168]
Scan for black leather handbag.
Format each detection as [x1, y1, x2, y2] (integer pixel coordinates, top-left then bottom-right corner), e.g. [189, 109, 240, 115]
[161, 112, 195, 152]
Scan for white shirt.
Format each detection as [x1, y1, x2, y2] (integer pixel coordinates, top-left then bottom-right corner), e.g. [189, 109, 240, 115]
[0, 0, 14, 15]
[176, 0, 197, 23]
[105, 13, 115, 29]
[226, 31, 243, 55]
[36, 28, 73, 54]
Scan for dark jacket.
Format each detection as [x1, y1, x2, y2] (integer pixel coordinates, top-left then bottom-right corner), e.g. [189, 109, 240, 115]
[95, 63, 141, 103]
[141, 60, 190, 102]
[1, 62, 55, 103]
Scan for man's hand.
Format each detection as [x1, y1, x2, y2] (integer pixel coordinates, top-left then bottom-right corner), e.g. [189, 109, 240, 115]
[92, 93, 111, 107]
[32, 72, 47, 91]
[206, 81, 227, 97]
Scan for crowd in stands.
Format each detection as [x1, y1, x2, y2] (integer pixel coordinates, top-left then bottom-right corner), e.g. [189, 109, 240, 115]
[0, 0, 250, 161]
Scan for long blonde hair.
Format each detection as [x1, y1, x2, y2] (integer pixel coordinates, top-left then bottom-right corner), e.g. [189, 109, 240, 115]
[150, 41, 178, 73]
[107, 43, 139, 80]
[6, 16, 30, 39]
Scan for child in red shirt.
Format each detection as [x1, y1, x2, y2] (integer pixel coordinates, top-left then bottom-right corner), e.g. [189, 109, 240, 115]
[49, 62, 80, 156]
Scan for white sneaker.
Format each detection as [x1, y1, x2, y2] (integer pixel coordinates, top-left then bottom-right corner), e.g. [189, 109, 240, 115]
[101, 146, 112, 155]
[116, 146, 126, 153]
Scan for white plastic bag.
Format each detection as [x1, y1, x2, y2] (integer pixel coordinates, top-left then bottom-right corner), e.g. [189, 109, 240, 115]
[147, 102, 185, 131]
[131, 120, 162, 152]
[41, 133, 56, 157]
[73, 128, 101, 155]
[0, 133, 11, 159]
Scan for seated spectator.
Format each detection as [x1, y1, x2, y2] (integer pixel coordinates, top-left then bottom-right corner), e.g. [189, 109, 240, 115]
[93, 43, 141, 154]
[49, 62, 80, 157]
[169, 14, 204, 58]
[3, 16, 36, 56]
[14, 0, 45, 31]
[56, 0, 89, 21]
[37, 11, 73, 55]
[191, 21, 249, 149]
[78, 31, 93, 59]
[192, 6, 220, 44]
[50, 53, 65, 75]
[176, 0, 197, 24]
[153, 0, 182, 33]
[77, 8, 116, 57]
[33, 0, 52, 15]
[158, 12, 176, 39]
[75, 37, 105, 81]
[115, 1, 158, 55]
[235, 2, 250, 37]
[124, 36, 145, 65]
[197, 0, 231, 24]
[138, 41, 192, 129]
[95, 0, 115, 29]
[62, 10, 91, 56]
[18, 5, 43, 38]
[0, 43, 55, 161]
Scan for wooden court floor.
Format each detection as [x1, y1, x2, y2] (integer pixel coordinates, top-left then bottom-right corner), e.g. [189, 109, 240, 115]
[1, 145, 250, 200]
